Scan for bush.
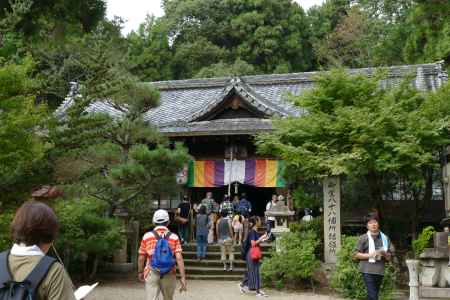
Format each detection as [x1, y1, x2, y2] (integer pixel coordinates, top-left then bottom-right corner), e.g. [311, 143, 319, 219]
[0, 211, 13, 251]
[331, 236, 396, 300]
[290, 216, 324, 259]
[261, 230, 320, 289]
[54, 197, 123, 279]
[412, 226, 435, 258]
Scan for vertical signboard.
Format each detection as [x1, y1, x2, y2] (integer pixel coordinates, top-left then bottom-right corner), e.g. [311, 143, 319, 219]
[323, 176, 342, 264]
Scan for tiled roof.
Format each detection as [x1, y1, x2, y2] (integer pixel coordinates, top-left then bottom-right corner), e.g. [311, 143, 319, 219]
[56, 62, 448, 135]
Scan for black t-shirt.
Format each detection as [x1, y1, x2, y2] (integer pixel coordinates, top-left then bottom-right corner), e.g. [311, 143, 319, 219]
[178, 202, 191, 218]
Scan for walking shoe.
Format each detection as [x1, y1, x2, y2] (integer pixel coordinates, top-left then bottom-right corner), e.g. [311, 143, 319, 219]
[256, 291, 268, 297]
[239, 283, 249, 294]
[223, 265, 227, 271]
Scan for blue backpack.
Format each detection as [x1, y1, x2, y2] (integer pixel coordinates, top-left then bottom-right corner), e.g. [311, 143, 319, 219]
[150, 231, 176, 277]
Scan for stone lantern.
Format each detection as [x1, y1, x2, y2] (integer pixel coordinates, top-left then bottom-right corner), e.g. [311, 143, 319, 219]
[110, 206, 133, 273]
[265, 199, 295, 252]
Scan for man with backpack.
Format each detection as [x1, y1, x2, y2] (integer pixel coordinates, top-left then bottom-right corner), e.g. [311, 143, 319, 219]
[238, 193, 252, 216]
[138, 209, 187, 300]
[0, 201, 76, 300]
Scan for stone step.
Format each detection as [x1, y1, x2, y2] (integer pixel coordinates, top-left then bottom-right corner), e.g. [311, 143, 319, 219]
[185, 266, 246, 275]
[182, 243, 273, 252]
[183, 251, 244, 260]
[184, 259, 247, 268]
[179, 274, 243, 281]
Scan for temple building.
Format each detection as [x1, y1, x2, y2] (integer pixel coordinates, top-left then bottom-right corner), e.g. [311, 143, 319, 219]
[57, 62, 448, 218]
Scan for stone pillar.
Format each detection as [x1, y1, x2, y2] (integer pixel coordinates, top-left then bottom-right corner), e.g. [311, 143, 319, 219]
[130, 220, 140, 270]
[323, 176, 342, 264]
[113, 220, 128, 264]
[406, 259, 420, 300]
[113, 207, 129, 264]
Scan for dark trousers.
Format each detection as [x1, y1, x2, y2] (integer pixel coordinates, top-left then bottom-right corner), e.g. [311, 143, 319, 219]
[266, 220, 275, 232]
[362, 273, 383, 300]
[266, 220, 275, 241]
[178, 223, 189, 243]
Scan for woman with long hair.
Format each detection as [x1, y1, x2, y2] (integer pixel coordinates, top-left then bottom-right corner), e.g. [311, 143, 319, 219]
[239, 216, 269, 297]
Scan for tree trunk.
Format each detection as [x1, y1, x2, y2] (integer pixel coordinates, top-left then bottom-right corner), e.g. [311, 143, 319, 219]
[365, 170, 384, 219]
[421, 167, 434, 210]
[89, 255, 99, 280]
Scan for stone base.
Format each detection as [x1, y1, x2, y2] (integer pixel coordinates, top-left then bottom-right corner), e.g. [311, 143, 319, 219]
[421, 287, 450, 299]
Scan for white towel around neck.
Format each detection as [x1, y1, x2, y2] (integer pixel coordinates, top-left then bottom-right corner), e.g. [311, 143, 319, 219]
[367, 231, 388, 263]
[10, 243, 45, 256]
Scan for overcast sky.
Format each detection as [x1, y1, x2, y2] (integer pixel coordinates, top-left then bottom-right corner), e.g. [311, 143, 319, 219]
[106, 0, 325, 35]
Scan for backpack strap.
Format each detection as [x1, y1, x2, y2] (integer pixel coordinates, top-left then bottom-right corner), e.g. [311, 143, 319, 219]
[153, 230, 172, 241]
[24, 255, 56, 297]
[0, 250, 13, 289]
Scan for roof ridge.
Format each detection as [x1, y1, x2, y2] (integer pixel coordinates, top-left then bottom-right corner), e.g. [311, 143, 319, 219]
[185, 77, 290, 122]
[144, 62, 445, 89]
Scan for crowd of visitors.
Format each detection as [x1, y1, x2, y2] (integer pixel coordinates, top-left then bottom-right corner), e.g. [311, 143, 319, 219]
[184, 192, 276, 258]
[0, 195, 392, 300]
[175, 191, 280, 297]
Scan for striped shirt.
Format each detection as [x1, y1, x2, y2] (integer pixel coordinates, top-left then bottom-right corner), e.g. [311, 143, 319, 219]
[139, 226, 182, 279]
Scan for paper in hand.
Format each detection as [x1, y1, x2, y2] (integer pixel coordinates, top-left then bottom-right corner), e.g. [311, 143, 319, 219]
[74, 282, 99, 300]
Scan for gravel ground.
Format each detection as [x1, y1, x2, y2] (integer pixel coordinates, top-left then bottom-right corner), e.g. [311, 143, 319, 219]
[86, 280, 342, 300]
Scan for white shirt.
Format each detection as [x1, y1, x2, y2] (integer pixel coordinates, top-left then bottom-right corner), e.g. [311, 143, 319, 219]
[266, 201, 277, 221]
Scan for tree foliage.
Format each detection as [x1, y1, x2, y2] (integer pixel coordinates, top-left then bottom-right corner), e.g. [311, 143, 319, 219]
[0, 0, 106, 40]
[51, 32, 191, 214]
[157, 0, 314, 78]
[261, 230, 320, 288]
[257, 70, 450, 204]
[54, 197, 123, 279]
[0, 59, 51, 205]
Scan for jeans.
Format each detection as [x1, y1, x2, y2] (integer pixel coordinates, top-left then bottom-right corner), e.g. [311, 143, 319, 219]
[196, 234, 207, 259]
[362, 273, 384, 300]
[178, 223, 189, 243]
[266, 220, 275, 232]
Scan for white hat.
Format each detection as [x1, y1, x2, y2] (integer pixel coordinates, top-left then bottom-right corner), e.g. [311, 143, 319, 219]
[153, 209, 170, 224]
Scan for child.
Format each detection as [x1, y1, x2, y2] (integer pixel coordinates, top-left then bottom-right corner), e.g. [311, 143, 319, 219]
[208, 212, 217, 244]
[232, 214, 243, 245]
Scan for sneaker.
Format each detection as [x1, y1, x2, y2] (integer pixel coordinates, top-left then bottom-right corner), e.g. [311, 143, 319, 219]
[256, 291, 268, 297]
[223, 265, 227, 271]
[239, 283, 249, 294]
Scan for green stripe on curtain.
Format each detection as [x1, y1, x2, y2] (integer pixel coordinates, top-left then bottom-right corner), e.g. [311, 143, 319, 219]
[276, 160, 286, 187]
[187, 160, 195, 187]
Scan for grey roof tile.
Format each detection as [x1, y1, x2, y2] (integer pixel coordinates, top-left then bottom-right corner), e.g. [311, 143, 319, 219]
[56, 62, 448, 135]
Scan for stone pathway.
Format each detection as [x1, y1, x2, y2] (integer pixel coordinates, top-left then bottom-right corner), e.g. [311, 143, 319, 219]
[86, 280, 342, 300]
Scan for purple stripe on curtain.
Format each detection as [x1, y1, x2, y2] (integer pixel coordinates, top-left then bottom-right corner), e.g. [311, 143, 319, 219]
[244, 160, 256, 186]
[214, 160, 225, 186]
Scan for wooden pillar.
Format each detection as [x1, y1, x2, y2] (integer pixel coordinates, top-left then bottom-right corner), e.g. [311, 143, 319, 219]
[443, 146, 450, 217]
[323, 176, 342, 264]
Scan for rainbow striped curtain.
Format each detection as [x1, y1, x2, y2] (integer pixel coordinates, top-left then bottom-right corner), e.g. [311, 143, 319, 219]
[187, 160, 285, 188]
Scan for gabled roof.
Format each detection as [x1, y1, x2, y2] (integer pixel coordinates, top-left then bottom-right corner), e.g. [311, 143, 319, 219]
[56, 62, 448, 136]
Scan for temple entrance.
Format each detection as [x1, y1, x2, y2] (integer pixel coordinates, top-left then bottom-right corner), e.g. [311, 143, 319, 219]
[238, 184, 275, 216]
[189, 185, 275, 216]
